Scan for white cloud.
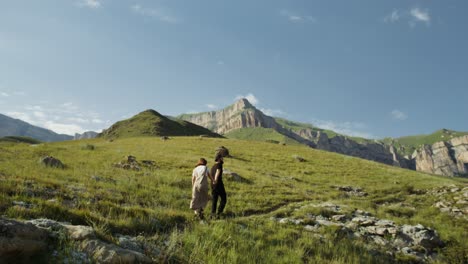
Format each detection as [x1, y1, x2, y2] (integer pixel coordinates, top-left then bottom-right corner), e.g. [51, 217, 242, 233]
[6, 111, 35, 124]
[217, 60, 225, 66]
[77, 0, 101, 9]
[312, 119, 376, 139]
[235, 93, 259, 105]
[280, 10, 316, 23]
[384, 10, 400, 23]
[33, 111, 46, 119]
[206, 104, 217, 110]
[260, 108, 287, 117]
[384, 8, 431, 27]
[67, 117, 90, 124]
[4, 101, 107, 135]
[92, 118, 103, 124]
[43, 121, 86, 135]
[131, 4, 179, 23]
[391, 110, 408, 121]
[410, 8, 430, 24]
[1, 92, 9, 97]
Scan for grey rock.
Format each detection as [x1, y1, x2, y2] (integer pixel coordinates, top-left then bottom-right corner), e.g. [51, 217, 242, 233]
[40, 156, 64, 168]
[0, 218, 48, 261]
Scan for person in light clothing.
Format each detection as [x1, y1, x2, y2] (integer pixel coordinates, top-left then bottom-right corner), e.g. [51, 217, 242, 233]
[190, 158, 213, 220]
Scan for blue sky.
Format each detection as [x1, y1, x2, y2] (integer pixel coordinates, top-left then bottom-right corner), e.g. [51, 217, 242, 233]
[1, 0, 467, 138]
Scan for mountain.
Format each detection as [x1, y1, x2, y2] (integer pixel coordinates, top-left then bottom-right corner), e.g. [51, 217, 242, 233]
[99, 109, 221, 139]
[0, 113, 73, 142]
[382, 129, 468, 156]
[178, 99, 408, 168]
[74, 131, 99, 140]
[413, 135, 468, 177]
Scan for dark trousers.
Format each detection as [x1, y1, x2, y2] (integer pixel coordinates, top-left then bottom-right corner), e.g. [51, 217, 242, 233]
[212, 183, 227, 215]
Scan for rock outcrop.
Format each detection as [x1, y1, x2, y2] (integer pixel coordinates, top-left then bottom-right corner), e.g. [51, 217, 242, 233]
[271, 203, 445, 262]
[74, 131, 98, 140]
[414, 136, 468, 176]
[179, 99, 278, 134]
[0, 218, 49, 262]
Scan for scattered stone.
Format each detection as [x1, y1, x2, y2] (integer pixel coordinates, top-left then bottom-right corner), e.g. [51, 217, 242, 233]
[216, 146, 230, 158]
[79, 239, 152, 264]
[332, 215, 347, 222]
[270, 203, 445, 262]
[91, 175, 117, 184]
[336, 185, 368, 197]
[12, 201, 33, 209]
[40, 156, 64, 169]
[223, 170, 246, 182]
[292, 155, 306, 162]
[113, 156, 142, 171]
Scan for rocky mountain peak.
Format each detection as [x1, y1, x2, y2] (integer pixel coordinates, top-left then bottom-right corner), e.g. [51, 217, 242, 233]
[232, 98, 254, 111]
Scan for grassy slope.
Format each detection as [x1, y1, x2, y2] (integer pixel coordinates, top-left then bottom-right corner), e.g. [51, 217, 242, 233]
[0, 137, 467, 263]
[225, 127, 302, 145]
[0, 136, 42, 144]
[383, 129, 468, 155]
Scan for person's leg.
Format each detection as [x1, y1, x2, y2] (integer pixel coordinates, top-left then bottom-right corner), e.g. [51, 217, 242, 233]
[218, 186, 227, 215]
[211, 189, 219, 215]
[199, 208, 205, 220]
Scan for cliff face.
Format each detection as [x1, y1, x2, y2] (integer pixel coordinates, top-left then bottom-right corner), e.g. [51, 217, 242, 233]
[180, 99, 279, 134]
[414, 136, 468, 176]
[292, 128, 408, 167]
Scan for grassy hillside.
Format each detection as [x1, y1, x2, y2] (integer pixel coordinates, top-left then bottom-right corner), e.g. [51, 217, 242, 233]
[0, 137, 467, 263]
[99, 109, 220, 139]
[225, 127, 302, 145]
[0, 136, 42, 144]
[383, 129, 468, 155]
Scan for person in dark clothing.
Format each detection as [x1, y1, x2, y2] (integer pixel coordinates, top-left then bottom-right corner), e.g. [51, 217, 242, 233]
[211, 154, 227, 218]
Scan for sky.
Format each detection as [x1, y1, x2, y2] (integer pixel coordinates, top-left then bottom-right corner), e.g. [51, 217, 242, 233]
[1, 0, 467, 138]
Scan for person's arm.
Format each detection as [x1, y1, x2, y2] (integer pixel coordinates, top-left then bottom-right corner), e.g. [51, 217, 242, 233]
[207, 169, 214, 182]
[213, 169, 221, 185]
[192, 171, 196, 186]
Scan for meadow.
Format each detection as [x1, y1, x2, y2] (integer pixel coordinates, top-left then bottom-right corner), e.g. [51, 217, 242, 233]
[0, 136, 467, 263]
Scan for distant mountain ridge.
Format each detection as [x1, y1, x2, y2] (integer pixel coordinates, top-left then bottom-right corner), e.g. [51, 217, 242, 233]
[99, 109, 221, 139]
[178, 98, 468, 177]
[74, 131, 99, 140]
[178, 99, 410, 168]
[0, 113, 73, 142]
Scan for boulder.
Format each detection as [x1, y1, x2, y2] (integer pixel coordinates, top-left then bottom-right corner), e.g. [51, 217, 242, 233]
[40, 156, 64, 169]
[79, 239, 152, 264]
[0, 218, 49, 261]
[216, 146, 230, 158]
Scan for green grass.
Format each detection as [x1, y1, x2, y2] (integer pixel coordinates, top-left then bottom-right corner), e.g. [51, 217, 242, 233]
[0, 136, 42, 144]
[0, 136, 467, 263]
[382, 129, 468, 155]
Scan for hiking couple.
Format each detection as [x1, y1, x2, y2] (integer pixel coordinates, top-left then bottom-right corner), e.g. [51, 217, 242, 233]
[190, 154, 226, 220]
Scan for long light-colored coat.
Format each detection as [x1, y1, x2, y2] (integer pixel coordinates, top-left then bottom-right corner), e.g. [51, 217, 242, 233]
[190, 165, 210, 210]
